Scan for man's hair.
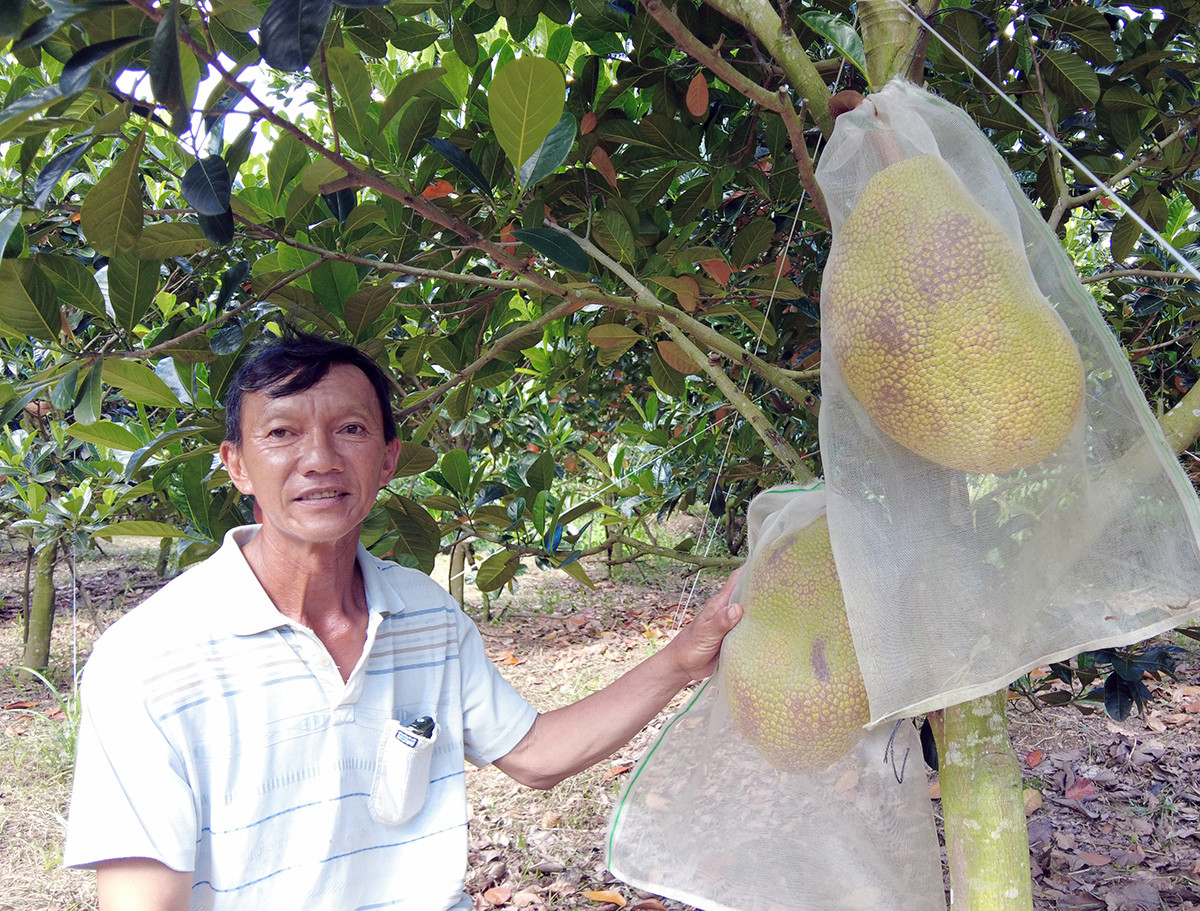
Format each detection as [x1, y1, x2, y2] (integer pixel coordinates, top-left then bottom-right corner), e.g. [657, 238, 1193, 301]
[223, 331, 398, 445]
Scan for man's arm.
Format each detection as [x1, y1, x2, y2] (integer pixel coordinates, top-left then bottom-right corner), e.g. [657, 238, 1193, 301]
[493, 571, 742, 790]
[96, 858, 191, 911]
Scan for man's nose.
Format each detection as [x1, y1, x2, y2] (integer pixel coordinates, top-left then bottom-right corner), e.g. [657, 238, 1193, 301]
[299, 432, 341, 471]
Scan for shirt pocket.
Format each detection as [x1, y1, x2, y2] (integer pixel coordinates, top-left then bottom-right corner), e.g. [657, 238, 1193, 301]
[368, 717, 437, 825]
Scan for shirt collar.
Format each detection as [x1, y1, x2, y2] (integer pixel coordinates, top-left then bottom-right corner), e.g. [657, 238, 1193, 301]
[211, 525, 403, 637]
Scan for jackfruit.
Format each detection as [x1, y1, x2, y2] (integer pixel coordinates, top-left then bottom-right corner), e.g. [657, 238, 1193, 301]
[822, 154, 1085, 474]
[723, 515, 869, 773]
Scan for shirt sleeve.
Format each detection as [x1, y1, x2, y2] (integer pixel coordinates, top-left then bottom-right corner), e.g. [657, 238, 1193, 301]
[453, 611, 538, 768]
[64, 634, 198, 873]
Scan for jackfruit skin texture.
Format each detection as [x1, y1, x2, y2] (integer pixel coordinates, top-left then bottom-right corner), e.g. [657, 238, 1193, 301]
[723, 516, 869, 774]
[822, 154, 1086, 474]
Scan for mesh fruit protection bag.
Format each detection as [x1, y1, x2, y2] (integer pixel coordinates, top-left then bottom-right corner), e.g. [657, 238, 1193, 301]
[815, 79, 1200, 723]
[608, 484, 945, 911]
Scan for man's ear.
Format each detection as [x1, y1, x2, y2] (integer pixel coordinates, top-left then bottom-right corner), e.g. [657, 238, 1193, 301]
[379, 438, 402, 486]
[220, 440, 255, 496]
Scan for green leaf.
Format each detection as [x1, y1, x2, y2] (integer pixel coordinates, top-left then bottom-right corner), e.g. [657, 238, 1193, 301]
[799, 11, 867, 82]
[51, 364, 81, 411]
[0, 0, 26, 39]
[103, 359, 182, 408]
[181, 156, 232, 216]
[0, 84, 63, 142]
[60, 36, 149, 96]
[75, 360, 105, 424]
[1040, 49, 1101, 110]
[106, 254, 160, 334]
[198, 208, 234, 245]
[650, 348, 685, 398]
[488, 57, 566, 171]
[67, 419, 143, 450]
[267, 131, 310, 206]
[326, 45, 372, 120]
[382, 494, 440, 574]
[511, 227, 588, 272]
[475, 548, 520, 591]
[0, 208, 22, 266]
[0, 259, 59, 340]
[440, 448, 471, 497]
[379, 67, 445, 130]
[519, 112, 576, 188]
[730, 216, 775, 268]
[395, 98, 442, 163]
[344, 283, 396, 340]
[80, 129, 145, 257]
[39, 254, 106, 317]
[1110, 212, 1140, 263]
[526, 449, 555, 491]
[394, 443, 436, 478]
[587, 323, 640, 352]
[96, 520, 192, 537]
[134, 222, 211, 259]
[149, 0, 188, 133]
[594, 207, 636, 264]
[258, 0, 334, 72]
[388, 19, 441, 52]
[451, 20, 479, 67]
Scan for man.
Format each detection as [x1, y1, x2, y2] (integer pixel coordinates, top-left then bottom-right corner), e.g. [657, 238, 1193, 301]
[65, 333, 742, 910]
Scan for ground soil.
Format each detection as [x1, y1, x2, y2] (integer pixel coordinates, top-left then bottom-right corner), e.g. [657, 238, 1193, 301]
[1, 534, 1198, 911]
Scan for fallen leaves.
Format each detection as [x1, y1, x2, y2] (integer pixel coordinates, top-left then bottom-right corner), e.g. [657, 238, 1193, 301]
[1064, 778, 1098, 801]
[581, 890, 626, 906]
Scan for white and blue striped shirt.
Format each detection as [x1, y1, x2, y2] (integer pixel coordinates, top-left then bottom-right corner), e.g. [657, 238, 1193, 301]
[66, 526, 538, 910]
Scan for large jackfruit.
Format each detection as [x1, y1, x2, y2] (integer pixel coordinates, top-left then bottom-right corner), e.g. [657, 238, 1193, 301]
[723, 515, 869, 773]
[822, 154, 1085, 474]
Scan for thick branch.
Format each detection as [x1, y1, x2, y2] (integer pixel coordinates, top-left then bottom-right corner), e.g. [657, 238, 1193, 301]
[694, 0, 834, 135]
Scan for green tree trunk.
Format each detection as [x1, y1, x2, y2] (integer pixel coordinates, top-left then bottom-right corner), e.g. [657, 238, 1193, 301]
[21, 540, 58, 674]
[931, 694, 1033, 909]
[449, 539, 467, 608]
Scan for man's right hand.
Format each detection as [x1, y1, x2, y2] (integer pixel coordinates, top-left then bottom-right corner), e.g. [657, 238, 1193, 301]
[97, 858, 191, 911]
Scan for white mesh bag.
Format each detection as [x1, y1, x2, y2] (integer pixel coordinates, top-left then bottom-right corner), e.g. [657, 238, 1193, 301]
[815, 78, 1200, 723]
[608, 484, 945, 911]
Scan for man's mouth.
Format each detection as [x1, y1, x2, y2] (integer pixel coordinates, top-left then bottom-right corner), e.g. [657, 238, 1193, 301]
[298, 491, 345, 501]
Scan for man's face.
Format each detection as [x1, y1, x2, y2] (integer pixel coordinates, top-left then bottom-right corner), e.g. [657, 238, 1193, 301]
[219, 363, 400, 552]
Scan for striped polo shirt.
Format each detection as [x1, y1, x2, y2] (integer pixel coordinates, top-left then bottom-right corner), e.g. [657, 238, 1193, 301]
[65, 526, 538, 910]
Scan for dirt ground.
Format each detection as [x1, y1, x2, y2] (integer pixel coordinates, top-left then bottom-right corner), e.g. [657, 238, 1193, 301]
[1, 537, 1199, 911]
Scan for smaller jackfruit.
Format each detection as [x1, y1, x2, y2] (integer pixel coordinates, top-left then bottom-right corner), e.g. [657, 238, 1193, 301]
[723, 515, 869, 773]
[822, 154, 1085, 474]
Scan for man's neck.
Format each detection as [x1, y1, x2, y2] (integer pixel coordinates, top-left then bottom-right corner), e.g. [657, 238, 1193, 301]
[240, 528, 369, 639]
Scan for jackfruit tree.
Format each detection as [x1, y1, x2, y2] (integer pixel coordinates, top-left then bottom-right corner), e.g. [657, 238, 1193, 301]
[2, 0, 1200, 904]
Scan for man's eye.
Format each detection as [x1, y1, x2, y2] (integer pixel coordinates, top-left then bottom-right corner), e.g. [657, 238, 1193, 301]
[267, 427, 289, 438]
[344, 423, 364, 434]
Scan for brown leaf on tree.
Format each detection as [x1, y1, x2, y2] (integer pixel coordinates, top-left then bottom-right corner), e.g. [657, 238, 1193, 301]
[581, 112, 597, 134]
[699, 259, 732, 286]
[686, 73, 709, 117]
[590, 147, 618, 189]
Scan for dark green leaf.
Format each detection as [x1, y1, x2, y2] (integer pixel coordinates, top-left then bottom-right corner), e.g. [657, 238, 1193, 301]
[525, 449, 555, 491]
[321, 187, 357, 221]
[1040, 49, 1101, 110]
[224, 122, 256, 178]
[0, 0, 26, 39]
[388, 19, 441, 52]
[181, 155, 232, 216]
[798, 11, 867, 81]
[0, 209, 21, 266]
[0, 84, 63, 140]
[511, 227, 588, 272]
[0, 259, 59, 339]
[32, 142, 87, 210]
[425, 137, 493, 199]
[51, 364, 81, 411]
[344, 283, 395, 340]
[439, 448, 471, 497]
[519, 112, 575, 188]
[395, 98, 442, 163]
[80, 129, 145, 256]
[198, 207, 235, 245]
[75, 359, 105, 424]
[217, 261, 251, 309]
[106, 253, 159, 334]
[381, 494, 440, 573]
[394, 443, 436, 477]
[60, 36, 148, 96]
[1103, 672, 1133, 721]
[258, 0, 334, 72]
[149, 0, 188, 133]
[336, 0, 391, 6]
[38, 254, 106, 316]
[210, 322, 244, 355]
[475, 549, 520, 591]
[730, 216, 775, 268]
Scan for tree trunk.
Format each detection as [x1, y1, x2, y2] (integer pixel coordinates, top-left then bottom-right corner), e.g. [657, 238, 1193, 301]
[21, 539, 58, 674]
[931, 694, 1033, 910]
[449, 539, 467, 608]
